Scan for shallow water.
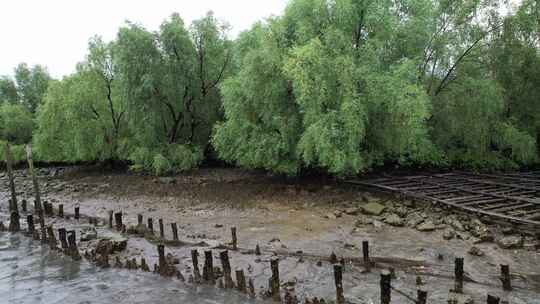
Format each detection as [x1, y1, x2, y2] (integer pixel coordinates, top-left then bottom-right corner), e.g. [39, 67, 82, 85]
[0, 232, 258, 304]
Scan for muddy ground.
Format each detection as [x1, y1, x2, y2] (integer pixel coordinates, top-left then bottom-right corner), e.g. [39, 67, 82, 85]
[1, 166, 540, 304]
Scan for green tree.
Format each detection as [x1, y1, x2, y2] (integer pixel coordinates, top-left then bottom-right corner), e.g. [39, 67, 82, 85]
[14, 63, 52, 113]
[0, 103, 34, 144]
[0, 76, 18, 104]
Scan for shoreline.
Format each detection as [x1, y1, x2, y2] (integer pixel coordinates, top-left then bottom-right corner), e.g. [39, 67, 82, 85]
[1, 166, 540, 303]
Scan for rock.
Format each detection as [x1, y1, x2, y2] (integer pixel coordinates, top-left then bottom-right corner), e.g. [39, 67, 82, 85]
[443, 229, 455, 240]
[372, 219, 384, 228]
[470, 219, 494, 242]
[468, 246, 484, 257]
[95, 238, 127, 255]
[159, 177, 176, 184]
[333, 210, 343, 218]
[344, 207, 360, 216]
[362, 202, 386, 216]
[384, 213, 404, 227]
[445, 216, 466, 232]
[497, 235, 523, 249]
[416, 221, 436, 232]
[394, 206, 409, 217]
[502, 227, 515, 235]
[406, 213, 425, 227]
[80, 227, 98, 241]
[325, 213, 337, 220]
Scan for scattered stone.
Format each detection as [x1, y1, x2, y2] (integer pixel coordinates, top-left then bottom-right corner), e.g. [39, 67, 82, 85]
[362, 202, 386, 216]
[344, 207, 360, 216]
[443, 229, 455, 240]
[468, 246, 484, 257]
[445, 216, 466, 232]
[497, 235, 523, 249]
[214, 224, 223, 228]
[406, 213, 425, 227]
[416, 220, 436, 232]
[384, 213, 404, 227]
[502, 227, 515, 235]
[324, 213, 337, 220]
[394, 206, 409, 217]
[372, 219, 384, 229]
[80, 227, 98, 241]
[333, 210, 342, 218]
[470, 219, 494, 242]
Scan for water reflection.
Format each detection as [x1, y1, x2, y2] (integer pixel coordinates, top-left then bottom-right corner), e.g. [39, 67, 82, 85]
[0, 232, 258, 304]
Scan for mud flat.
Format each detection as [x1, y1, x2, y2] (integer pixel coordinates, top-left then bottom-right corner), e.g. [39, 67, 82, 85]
[1, 166, 540, 303]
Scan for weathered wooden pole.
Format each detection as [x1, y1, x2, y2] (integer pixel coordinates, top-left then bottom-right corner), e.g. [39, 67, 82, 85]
[5, 142, 18, 213]
[159, 219, 164, 238]
[46, 226, 57, 250]
[248, 277, 255, 297]
[454, 257, 464, 293]
[67, 230, 81, 260]
[231, 227, 237, 250]
[219, 250, 234, 288]
[270, 257, 280, 301]
[191, 249, 201, 282]
[380, 270, 392, 304]
[8, 211, 20, 232]
[255, 244, 261, 255]
[137, 214, 143, 226]
[334, 264, 345, 304]
[38, 214, 47, 243]
[236, 268, 247, 293]
[487, 294, 500, 304]
[500, 264, 512, 291]
[21, 199, 27, 213]
[171, 223, 179, 241]
[363, 240, 371, 272]
[157, 244, 167, 276]
[417, 290, 427, 304]
[58, 228, 68, 250]
[58, 204, 64, 217]
[25, 144, 41, 212]
[140, 257, 150, 272]
[74, 206, 80, 220]
[114, 212, 122, 230]
[147, 218, 154, 234]
[26, 214, 35, 236]
[203, 250, 215, 284]
[108, 210, 113, 228]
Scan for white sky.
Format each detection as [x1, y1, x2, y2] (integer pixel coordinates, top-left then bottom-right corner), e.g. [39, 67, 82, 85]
[0, 0, 289, 78]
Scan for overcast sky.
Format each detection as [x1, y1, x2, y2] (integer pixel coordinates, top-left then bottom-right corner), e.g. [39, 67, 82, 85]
[0, 0, 289, 78]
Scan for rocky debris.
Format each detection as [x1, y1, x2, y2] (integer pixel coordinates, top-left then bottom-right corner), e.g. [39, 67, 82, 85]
[95, 238, 128, 255]
[383, 213, 404, 227]
[443, 229, 455, 240]
[361, 202, 386, 216]
[344, 207, 360, 216]
[394, 206, 410, 217]
[324, 212, 337, 220]
[444, 215, 466, 232]
[406, 212, 425, 227]
[469, 219, 494, 243]
[80, 227, 98, 241]
[333, 210, 342, 218]
[497, 235, 523, 249]
[468, 246, 485, 257]
[416, 220, 436, 232]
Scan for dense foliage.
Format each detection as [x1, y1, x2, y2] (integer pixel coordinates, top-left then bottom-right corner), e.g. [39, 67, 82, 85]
[1, 1, 538, 175]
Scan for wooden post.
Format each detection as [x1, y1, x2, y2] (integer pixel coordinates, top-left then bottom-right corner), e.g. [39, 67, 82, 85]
[147, 218, 154, 234]
[270, 257, 280, 301]
[231, 227, 237, 250]
[417, 290, 427, 304]
[487, 294, 500, 304]
[137, 214, 143, 226]
[380, 270, 391, 304]
[157, 244, 167, 276]
[159, 219, 164, 238]
[5, 142, 18, 213]
[236, 268, 246, 293]
[248, 277, 255, 297]
[114, 212, 122, 230]
[334, 264, 345, 304]
[47, 226, 57, 250]
[220, 251, 234, 288]
[58, 228, 68, 250]
[108, 210, 113, 228]
[255, 244, 261, 255]
[171, 223, 179, 241]
[203, 250, 215, 284]
[140, 257, 150, 272]
[8, 211, 20, 232]
[26, 214, 34, 236]
[363, 240, 371, 272]
[191, 249, 201, 282]
[500, 264, 512, 291]
[22, 199, 27, 213]
[25, 144, 41, 212]
[38, 214, 47, 243]
[58, 204, 63, 218]
[67, 230, 81, 260]
[454, 257, 464, 293]
[74, 206, 80, 220]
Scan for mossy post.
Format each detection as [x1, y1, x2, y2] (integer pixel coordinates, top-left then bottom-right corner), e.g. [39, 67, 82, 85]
[363, 240, 371, 272]
[500, 264, 512, 291]
[58, 228, 68, 250]
[236, 268, 246, 293]
[454, 257, 464, 293]
[380, 270, 391, 304]
[334, 264, 344, 304]
[25, 144, 41, 212]
[147, 218, 154, 234]
[26, 214, 34, 236]
[159, 218, 164, 238]
[191, 249, 201, 282]
[270, 257, 280, 301]
[487, 294, 500, 304]
[8, 211, 20, 232]
[203, 250, 215, 284]
[231, 227, 237, 250]
[58, 204, 64, 217]
[219, 250, 234, 288]
[171, 223, 179, 241]
[417, 290, 427, 304]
